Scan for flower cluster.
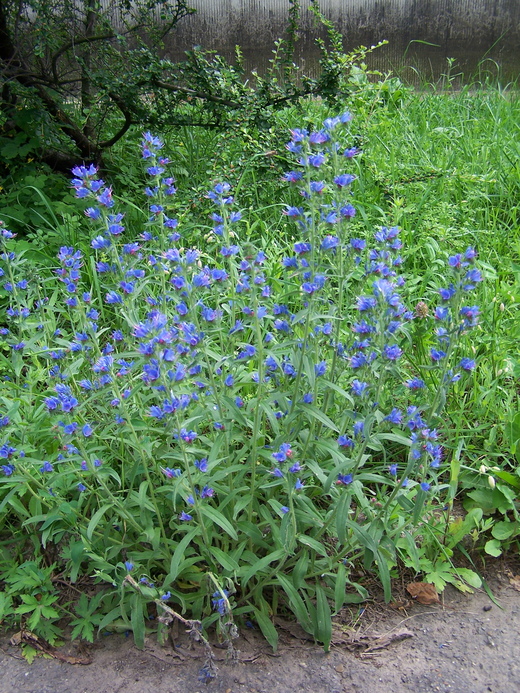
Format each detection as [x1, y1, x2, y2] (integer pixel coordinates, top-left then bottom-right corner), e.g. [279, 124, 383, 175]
[0, 114, 487, 648]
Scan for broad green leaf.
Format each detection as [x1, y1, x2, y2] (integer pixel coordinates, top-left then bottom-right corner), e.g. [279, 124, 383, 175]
[130, 594, 145, 649]
[413, 489, 427, 524]
[455, 568, 482, 588]
[301, 405, 339, 432]
[200, 505, 238, 541]
[494, 470, 520, 489]
[253, 605, 279, 652]
[505, 412, 520, 452]
[315, 584, 332, 652]
[396, 494, 415, 511]
[334, 562, 347, 613]
[211, 546, 240, 572]
[86, 504, 113, 541]
[398, 531, 421, 572]
[296, 534, 328, 557]
[484, 539, 502, 557]
[276, 574, 313, 634]
[335, 492, 352, 545]
[491, 520, 518, 541]
[166, 527, 200, 584]
[240, 548, 286, 587]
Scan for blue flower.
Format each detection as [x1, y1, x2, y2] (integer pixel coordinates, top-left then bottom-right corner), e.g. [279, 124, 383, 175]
[337, 435, 354, 448]
[383, 344, 403, 361]
[334, 174, 356, 187]
[211, 589, 230, 615]
[430, 348, 446, 362]
[124, 561, 134, 571]
[439, 285, 456, 301]
[105, 291, 123, 304]
[337, 473, 353, 486]
[353, 421, 364, 437]
[356, 296, 377, 311]
[161, 467, 181, 478]
[351, 379, 369, 396]
[194, 458, 208, 472]
[420, 482, 431, 492]
[237, 345, 256, 360]
[405, 378, 425, 390]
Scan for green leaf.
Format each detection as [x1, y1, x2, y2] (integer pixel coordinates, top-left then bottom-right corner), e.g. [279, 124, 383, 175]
[484, 539, 502, 557]
[398, 531, 421, 572]
[276, 574, 313, 634]
[494, 470, 520, 490]
[130, 594, 146, 649]
[200, 505, 238, 540]
[505, 412, 520, 452]
[210, 546, 240, 572]
[315, 584, 332, 652]
[301, 405, 339, 432]
[86, 504, 113, 541]
[97, 606, 123, 633]
[335, 492, 352, 545]
[491, 520, 518, 541]
[240, 548, 286, 588]
[296, 534, 329, 557]
[413, 489, 427, 524]
[334, 562, 347, 613]
[253, 605, 278, 652]
[345, 520, 392, 601]
[166, 527, 200, 584]
[292, 550, 309, 589]
[455, 568, 482, 588]
[0, 592, 13, 620]
[396, 494, 415, 511]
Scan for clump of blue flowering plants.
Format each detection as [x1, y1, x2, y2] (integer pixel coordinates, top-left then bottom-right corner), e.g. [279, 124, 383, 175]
[0, 115, 485, 655]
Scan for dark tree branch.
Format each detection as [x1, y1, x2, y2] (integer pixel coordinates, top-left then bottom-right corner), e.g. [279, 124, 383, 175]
[153, 79, 240, 109]
[51, 32, 116, 84]
[98, 92, 136, 149]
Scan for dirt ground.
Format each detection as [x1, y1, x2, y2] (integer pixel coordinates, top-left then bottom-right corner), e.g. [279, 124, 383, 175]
[1, 565, 519, 693]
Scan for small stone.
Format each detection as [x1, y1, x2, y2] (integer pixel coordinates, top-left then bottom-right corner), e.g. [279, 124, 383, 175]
[299, 662, 307, 668]
[335, 664, 344, 673]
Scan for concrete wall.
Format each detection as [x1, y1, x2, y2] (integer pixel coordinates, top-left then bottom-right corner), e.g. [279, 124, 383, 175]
[162, 0, 520, 78]
[167, 1, 518, 50]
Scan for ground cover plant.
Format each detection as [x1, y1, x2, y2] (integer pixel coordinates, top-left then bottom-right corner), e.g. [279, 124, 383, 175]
[0, 105, 518, 677]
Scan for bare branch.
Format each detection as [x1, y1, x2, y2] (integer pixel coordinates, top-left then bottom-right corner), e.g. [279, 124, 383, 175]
[98, 92, 136, 149]
[153, 79, 240, 109]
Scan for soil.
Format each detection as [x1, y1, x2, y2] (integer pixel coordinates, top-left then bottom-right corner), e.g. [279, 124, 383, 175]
[1, 565, 519, 693]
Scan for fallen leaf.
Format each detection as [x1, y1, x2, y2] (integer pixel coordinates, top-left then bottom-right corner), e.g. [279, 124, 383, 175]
[508, 574, 520, 592]
[406, 581, 440, 605]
